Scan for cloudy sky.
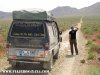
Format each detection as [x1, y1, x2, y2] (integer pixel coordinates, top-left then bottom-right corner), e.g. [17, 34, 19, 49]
[0, 0, 100, 12]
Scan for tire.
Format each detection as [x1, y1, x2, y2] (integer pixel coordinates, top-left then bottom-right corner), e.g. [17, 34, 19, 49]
[54, 50, 59, 59]
[43, 55, 53, 71]
[11, 62, 20, 68]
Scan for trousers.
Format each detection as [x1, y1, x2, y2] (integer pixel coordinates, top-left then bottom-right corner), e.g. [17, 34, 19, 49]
[69, 39, 78, 55]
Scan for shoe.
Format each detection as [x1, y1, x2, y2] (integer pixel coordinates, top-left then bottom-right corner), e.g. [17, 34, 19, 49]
[71, 54, 73, 55]
[76, 53, 78, 55]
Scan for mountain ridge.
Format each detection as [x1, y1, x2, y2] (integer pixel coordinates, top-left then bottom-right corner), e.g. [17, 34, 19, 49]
[0, 11, 12, 19]
[50, 2, 100, 17]
[0, 2, 100, 19]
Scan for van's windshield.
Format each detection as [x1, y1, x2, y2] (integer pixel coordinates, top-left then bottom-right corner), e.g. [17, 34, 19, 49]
[10, 22, 45, 37]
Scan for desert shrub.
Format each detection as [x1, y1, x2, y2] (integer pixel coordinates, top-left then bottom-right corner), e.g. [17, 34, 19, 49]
[0, 45, 3, 50]
[90, 44, 100, 51]
[96, 34, 100, 39]
[0, 20, 11, 40]
[88, 67, 100, 75]
[56, 16, 80, 32]
[81, 16, 100, 35]
[82, 26, 93, 35]
[0, 45, 2, 49]
[84, 29, 93, 35]
[86, 40, 93, 46]
[87, 53, 96, 60]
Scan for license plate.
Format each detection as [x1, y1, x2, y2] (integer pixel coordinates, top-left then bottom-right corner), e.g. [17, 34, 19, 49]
[17, 50, 35, 56]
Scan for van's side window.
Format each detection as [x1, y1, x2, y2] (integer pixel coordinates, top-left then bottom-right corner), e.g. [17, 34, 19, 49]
[47, 23, 54, 37]
[52, 22, 58, 37]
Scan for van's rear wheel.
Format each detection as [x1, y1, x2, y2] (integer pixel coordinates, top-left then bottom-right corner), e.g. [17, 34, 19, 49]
[54, 50, 59, 59]
[43, 55, 53, 71]
[11, 62, 20, 68]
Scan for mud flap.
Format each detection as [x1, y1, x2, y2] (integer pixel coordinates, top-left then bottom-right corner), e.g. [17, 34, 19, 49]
[10, 61, 20, 68]
[43, 55, 53, 71]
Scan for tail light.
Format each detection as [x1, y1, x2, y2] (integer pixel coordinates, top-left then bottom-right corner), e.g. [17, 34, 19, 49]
[12, 55, 17, 60]
[43, 43, 49, 50]
[6, 43, 11, 48]
[40, 53, 48, 57]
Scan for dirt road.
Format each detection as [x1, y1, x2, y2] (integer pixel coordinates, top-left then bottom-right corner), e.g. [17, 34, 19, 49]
[0, 19, 87, 75]
[49, 20, 87, 75]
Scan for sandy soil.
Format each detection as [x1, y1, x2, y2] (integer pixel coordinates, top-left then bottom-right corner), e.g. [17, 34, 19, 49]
[49, 21, 87, 75]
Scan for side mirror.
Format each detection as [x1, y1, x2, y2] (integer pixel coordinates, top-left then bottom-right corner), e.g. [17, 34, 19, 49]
[59, 31, 62, 35]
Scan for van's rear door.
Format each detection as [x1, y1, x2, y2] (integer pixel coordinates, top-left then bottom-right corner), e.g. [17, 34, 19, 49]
[8, 21, 48, 49]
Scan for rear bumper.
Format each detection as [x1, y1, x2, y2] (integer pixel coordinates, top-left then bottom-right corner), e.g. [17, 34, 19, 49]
[8, 59, 41, 64]
[8, 56, 50, 64]
[7, 50, 52, 63]
[7, 48, 52, 63]
[8, 58, 48, 64]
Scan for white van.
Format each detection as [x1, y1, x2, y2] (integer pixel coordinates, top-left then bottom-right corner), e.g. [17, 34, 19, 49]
[7, 9, 62, 70]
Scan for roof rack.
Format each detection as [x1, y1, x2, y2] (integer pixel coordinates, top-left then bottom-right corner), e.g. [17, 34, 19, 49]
[13, 9, 54, 21]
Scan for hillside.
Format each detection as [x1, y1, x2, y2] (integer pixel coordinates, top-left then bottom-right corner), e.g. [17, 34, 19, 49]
[0, 2, 100, 19]
[80, 2, 100, 16]
[50, 6, 80, 17]
[0, 11, 12, 19]
[50, 2, 100, 17]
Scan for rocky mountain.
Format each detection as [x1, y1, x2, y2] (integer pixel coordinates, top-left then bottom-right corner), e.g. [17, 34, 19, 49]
[0, 2, 100, 19]
[0, 11, 12, 19]
[80, 2, 100, 16]
[50, 2, 100, 17]
[50, 6, 80, 17]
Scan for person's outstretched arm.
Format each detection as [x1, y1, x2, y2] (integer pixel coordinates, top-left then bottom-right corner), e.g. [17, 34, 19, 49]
[75, 27, 79, 31]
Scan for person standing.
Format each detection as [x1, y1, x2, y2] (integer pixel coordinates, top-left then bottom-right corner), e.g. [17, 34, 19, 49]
[69, 26, 79, 55]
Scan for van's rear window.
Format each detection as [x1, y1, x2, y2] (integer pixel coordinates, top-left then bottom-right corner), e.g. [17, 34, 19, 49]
[11, 22, 45, 37]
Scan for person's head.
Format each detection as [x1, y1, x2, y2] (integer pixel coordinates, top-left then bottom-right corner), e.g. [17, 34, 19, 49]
[71, 26, 74, 30]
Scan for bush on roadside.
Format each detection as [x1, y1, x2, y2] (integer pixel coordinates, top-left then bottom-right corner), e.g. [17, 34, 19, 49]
[86, 40, 93, 46]
[96, 34, 100, 39]
[90, 44, 100, 51]
[0, 45, 3, 50]
[88, 67, 100, 75]
[56, 16, 80, 32]
[86, 40, 100, 51]
[81, 16, 100, 35]
[87, 53, 96, 60]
